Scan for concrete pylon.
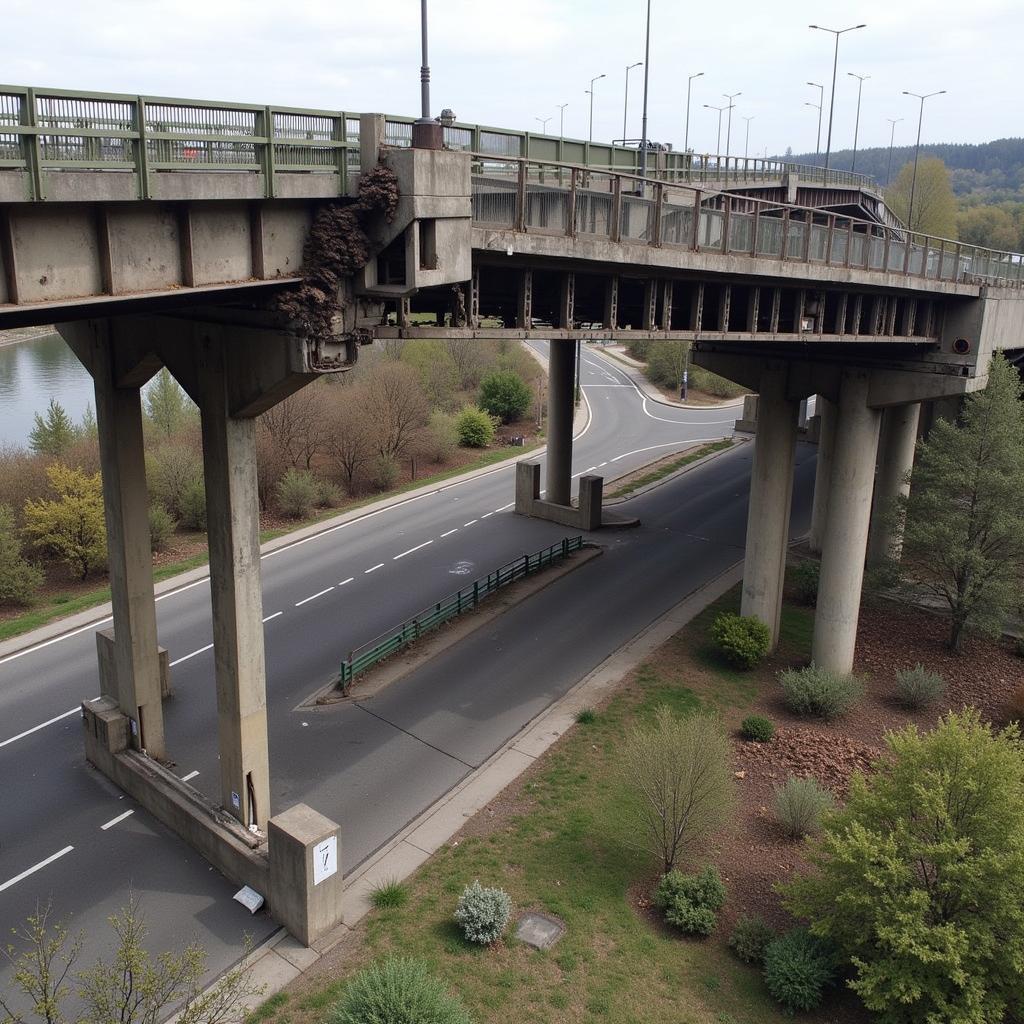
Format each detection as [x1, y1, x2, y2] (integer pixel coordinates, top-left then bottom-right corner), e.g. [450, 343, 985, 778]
[545, 340, 576, 506]
[812, 369, 882, 674]
[740, 364, 798, 645]
[199, 340, 271, 831]
[808, 395, 836, 554]
[63, 323, 166, 759]
[866, 403, 920, 565]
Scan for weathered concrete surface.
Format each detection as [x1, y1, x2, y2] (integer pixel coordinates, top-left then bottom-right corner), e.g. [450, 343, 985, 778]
[546, 340, 575, 506]
[809, 396, 836, 553]
[867, 402, 921, 565]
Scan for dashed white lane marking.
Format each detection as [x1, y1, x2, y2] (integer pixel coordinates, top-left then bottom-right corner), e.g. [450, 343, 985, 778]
[440, 529, 458, 538]
[338, 577, 355, 586]
[169, 643, 214, 667]
[100, 809, 134, 830]
[463, 520, 478, 527]
[394, 540, 433, 560]
[365, 563, 384, 574]
[495, 502, 514, 512]
[262, 611, 283, 623]
[481, 512, 494, 518]
[0, 707, 80, 749]
[180, 770, 200, 782]
[0, 846, 74, 893]
[295, 586, 334, 607]
[598, 462, 608, 467]
[585, 466, 597, 473]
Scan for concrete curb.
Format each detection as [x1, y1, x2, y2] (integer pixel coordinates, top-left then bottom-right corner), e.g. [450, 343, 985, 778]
[229, 556, 746, 1014]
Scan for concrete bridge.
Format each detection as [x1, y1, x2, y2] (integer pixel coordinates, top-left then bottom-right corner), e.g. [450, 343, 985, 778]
[2, 83, 1023, 946]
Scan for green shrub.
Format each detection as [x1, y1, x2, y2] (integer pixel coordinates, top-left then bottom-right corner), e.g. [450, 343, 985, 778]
[370, 877, 409, 910]
[454, 881, 512, 945]
[790, 560, 820, 605]
[575, 708, 597, 725]
[330, 957, 472, 1024]
[740, 715, 775, 743]
[455, 406, 496, 448]
[147, 503, 175, 552]
[775, 776, 835, 839]
[478, 370, 532, 424]
[762, 928, 835, 1013]
[177, 478, 207, 532]
[373, 456, 399, 491]
[893, 663, 946, 709]
[275, 468, 318, 519]
[654, 866, 726, 936]
[425, 410, 458, 463]
[780, 664, 862, 720]
[0, 503, 43, 606]
[728, 915, 776, 965]
[710, 612, 771, 669]
[315, 477, 343, 509]
[625, 340, 650, 361]
[147, 443, 203, 521]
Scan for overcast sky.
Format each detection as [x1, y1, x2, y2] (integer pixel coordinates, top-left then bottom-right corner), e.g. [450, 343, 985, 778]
[6, 0, 1020, 157]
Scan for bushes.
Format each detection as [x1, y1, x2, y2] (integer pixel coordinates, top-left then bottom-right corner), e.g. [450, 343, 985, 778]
[1005, 683, 1024, 725]
[740, 715, 775, 743]
[893, 663, 946, 709]
[762, 928, 836, 1013]
[276, 468, 319, 519]
[780, 664, 862, 720]
[728, 915, 776, 965]
[0, 503, 44, 606]
[774, 776, 834, 839]
[478, 370, 531, 424]
[177, 478, 207, 532]
[425, 410, 458, 463]
[455, 407, 496, 448]
[790, 560, 819, 605]
[453, 881, 511, 945]
[315, 477, 343, 509]
[147, 503, 175, 552]
[148, 443, 203, 521]
[654, 866, 726, 936]
[373, 456, 399, 491]
[330, 957, 472, 1024]
[710, 612, 771, 669]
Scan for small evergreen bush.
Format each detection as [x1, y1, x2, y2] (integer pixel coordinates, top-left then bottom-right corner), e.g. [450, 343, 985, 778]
[893, 663, 946, 709]
[478, 370, 532, 424]
[0, 503, 43, 606]
[728, 915, 776, 965]
[147, 503, 175, 552]
[455, 406, 496, 448]
[654, 866, 726, 936]
[790, 560, 820, 605]
[762, 928, 835, 1013]
[177, 478, 207, 531]
[709, 612, 771, 669]
[276, 468, 318, 519]
[780, 664, 862, 720]
[775, 776, 835, 839]
[740, 715, 775, 743]
[330, 957, 472, 1024]
[454, 881, 511, 945]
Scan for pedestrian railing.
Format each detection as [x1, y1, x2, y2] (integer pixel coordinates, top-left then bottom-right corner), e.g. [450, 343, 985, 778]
[338, 535, 585, 691]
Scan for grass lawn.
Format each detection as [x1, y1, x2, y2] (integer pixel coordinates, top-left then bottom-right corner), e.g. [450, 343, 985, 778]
[256, 587, 816, 1024]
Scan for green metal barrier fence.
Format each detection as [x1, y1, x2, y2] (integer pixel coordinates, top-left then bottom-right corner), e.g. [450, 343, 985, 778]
[339, 535, 584, 691]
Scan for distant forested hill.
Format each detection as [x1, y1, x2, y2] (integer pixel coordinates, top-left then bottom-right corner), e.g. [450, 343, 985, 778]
[780, 138, 1024, 202]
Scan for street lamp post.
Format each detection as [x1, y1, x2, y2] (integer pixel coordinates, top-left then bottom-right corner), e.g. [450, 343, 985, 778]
[885, 116, 902, 186]
[809, 23, 866, 171]
[412, 0, 443, 148]
[723, 91, 741, 169]
[847, 72, 869, 171]
[622, 61, 643, 143]
[535, 116, 551, 135]
[684, 71, 704, 154]
[587, 73, 606, 143]
[805, 101, 822, 154]
[704, 103, 726, 158]
[807, 81, 824, 159]
[638, 0, 653, 179]
[742, 115, 755, 161]
[903, 89, 946, 231]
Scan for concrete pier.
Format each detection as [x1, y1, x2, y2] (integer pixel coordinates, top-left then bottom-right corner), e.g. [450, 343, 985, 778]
[545, 340, 576, 507]
[808, 395, 836, 554]
[867, 402, 920, 565]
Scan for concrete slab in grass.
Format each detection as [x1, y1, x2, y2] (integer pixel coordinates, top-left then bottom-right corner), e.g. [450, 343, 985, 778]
[515, 912, 565, 950]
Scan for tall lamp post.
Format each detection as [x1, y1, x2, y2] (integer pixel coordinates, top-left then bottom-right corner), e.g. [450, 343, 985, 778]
[885, 116, 902, 185]
[535, 115, 551, 135]
[847, 72, 869, 171]
[723, 90, 741, 168]
[638, 0, 653, 179]
[412, 0, 440, 147]
[684, 71, 704, 154]
[903, 89, 946, 231]
[809, 23, 866, 170]
[586, 73, 606, 143]
[704, 103, 726, 157]
[742, 115, 755, 161]
[807, 81, 824, 159]
[622, 61, 643, 143]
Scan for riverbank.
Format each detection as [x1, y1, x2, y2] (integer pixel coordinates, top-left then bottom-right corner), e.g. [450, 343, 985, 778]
[0, 325, 55, 348]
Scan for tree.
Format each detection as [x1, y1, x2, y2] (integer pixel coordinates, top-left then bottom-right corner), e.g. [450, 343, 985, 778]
[28, 399, 77, 458]
[445, 337, 486, 389]
[886, 157, 958, 237]
[617, 707, 733, 873]
[958, 203, 1022, 252]
[324, 391, 374, 494]
[0, 503, 44, 606]
[478, 369, 532, 424]
[454, 406, 496, 448]
[146, 443, 203, 521]
[400, 340, 460, 409]
[646, 341, 690, 390]
[362, 362, 429, 461]
[23, 463, 106, 581]
[255, 384, 329, 471]
[79, 403, 98, 442]
[783, 710, 1024, 1024]
[892, 352, 1024, 651]
[144, 368, 194, 439]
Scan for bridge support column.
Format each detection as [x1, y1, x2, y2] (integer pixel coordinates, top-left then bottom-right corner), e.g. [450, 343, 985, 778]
[808, 396, 836, 553]
[199, 341, 271, 832]
[867, 402, 920, 565]
[812, 369, 881, 674]
[740, 364, 798, 645]
[545, 340, 576, 507]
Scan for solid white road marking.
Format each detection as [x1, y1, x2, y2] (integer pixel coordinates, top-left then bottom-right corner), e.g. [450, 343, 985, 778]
[393, 540, 433, 560]
[364, 563, 384, 574]
[295, 587, 334, 607]
[169, 643, 214, 667]
[262, 611, 283, 623]
[440, 529, 458, 538]
[0, 846, 74, 893]
[180, 770, 200, 782]
[100, 809, 134, 830]
[0, 707, 80, 749]
[338, 577, 355, 586]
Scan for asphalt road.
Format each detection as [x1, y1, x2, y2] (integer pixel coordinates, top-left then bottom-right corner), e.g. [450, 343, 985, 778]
[0, 344, 807, 1004]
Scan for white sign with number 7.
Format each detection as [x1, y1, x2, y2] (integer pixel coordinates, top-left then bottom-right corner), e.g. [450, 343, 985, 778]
[312, 836, 338, 886]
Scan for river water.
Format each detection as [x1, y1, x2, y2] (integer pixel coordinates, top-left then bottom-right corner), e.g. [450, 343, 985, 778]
[0, 331, 99, 448]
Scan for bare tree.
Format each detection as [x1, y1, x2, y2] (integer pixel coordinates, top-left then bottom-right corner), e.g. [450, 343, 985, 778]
[362, 362, 430, 462]
[324, 385, 375, 494]
[256, 384, 330, 471]
[445, 338, 486, 389]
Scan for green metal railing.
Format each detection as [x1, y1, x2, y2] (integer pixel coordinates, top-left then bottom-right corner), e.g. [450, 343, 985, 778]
[338, 535, 584, 691]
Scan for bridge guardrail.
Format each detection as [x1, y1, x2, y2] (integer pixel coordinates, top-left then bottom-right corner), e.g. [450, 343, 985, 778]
[470, 158, 1024, 290]
[338, 535, 584, 692]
